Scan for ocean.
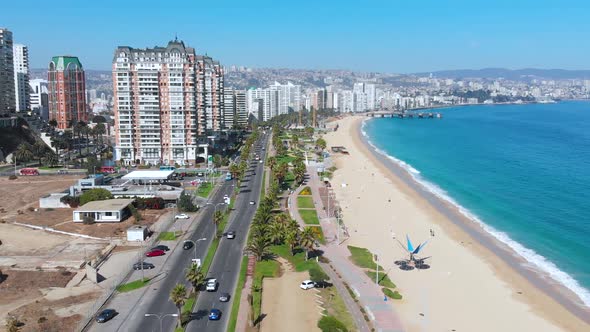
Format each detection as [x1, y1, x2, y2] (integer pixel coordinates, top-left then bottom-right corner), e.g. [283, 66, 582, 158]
[362, 101, 590, 306]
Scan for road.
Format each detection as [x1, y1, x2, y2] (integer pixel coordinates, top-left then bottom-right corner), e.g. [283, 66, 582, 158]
[186, 133, 268, 332]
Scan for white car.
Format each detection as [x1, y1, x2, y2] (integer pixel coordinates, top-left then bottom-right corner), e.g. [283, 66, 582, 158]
[249, 200, 255, 205]
[206, 278, 218, 292]
[300, 280, 315, 290]
[175, 213, 189, 219]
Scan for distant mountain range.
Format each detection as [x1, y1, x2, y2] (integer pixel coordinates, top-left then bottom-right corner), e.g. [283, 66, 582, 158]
[413, 68, 590, 80]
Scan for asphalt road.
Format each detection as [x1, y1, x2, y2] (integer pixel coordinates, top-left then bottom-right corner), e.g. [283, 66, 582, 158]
[186, 134, 268, 332]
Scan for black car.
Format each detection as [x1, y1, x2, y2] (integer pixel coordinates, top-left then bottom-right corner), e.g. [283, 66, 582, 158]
[133, 262, 155, 270]
[183, 241, 193, 250]
[96, 309, 116, 323]
[151, 245, 170, 252]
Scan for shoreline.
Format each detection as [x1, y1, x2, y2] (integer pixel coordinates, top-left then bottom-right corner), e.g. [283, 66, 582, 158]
[357, 117, 590, 325]
[324, 115, 590, 332]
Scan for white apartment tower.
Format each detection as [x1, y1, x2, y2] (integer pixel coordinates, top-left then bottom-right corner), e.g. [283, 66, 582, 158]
[112, 40, 224, 166]
[13, 44, 30, 112]
[247, 88, 278, 121]
[29, 78, 49, 120]
[223, 88, 248, 129]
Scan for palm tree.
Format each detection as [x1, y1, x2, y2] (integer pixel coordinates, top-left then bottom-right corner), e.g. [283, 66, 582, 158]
[229, 163, 239, 179]
[44, 151, 58, 167]
[267, 156, 277, 172]
[185, 263, 205, 293]
[247, 234, 272, 261]
[213, 210, 224, 237]
[291, 135, 299, 150]
[300, 227, 317, 260]
[80, 125, 91, 155]
[32, 141, 47, 166]
[316, 137, 327, 151]
[170, 283, 187, 327]
[94, 123, 106, 146]
[294, 163, 306, 185]
[15, 143, 33, 167]
[268, 220, 285, 244]
[285, 230, 300, 256]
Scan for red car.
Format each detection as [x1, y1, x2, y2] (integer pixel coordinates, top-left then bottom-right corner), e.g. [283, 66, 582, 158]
[145, 249, 165, 257]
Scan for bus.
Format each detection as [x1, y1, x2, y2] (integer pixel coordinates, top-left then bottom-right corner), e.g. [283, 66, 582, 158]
[160, 165, 175, 171]
[100, 166, 116, 174]
[19, 168, 39, 176]
[225, 172, 232, 181]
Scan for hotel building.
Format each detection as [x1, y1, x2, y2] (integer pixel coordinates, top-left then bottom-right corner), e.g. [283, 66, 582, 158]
[48, 56, 87, 129]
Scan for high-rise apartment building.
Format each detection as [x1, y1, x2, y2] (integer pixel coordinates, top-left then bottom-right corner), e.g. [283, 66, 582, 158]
[0, 28, 15, 115]
[223, 88, 248, 129]
[48, 56, 87, 129]
[30, 78, 49, 120]
[112, 40, 224, 166]
[13, 44, 30, 112]
[247, 88, 278, 121]
[269, 81, 301, 115]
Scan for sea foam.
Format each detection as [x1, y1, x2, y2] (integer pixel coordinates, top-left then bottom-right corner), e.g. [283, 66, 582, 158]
[360, 118, 590, 307]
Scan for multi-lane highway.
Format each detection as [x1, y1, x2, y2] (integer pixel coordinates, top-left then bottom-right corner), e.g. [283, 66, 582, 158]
[186, 132, 268, 332]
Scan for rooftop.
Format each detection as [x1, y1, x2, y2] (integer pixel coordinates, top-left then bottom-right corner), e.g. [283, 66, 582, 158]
[75, 199, 134, 212]
[122, 170, 175, 180]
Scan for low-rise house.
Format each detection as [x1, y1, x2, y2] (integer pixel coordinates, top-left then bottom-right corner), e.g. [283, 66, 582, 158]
[73, 198, 134, 223]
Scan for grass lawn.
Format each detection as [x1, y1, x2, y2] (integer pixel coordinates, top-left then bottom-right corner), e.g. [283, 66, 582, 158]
[260, 169, 266, 197]
[299, 209, 320, 225]
[197, 182, 214, 198]
[201, 237, 219, 273]
[382, 287, 403, 300]
[297, 196, 315, 209]
[276, 154, 296, 165]
[252, 259, 280, 319]
[347, 245, 382, 270]
[283, 171, 295, 189]
[365, 270, 396, 288]
[182, 296, 195, 314]
[307, 226, 326, 245]
[318, 286, 357, 332]
[227, 256, 249, 332]
[270, 244, 318, 272]
[116, 278, 150, 292]
[158, 232, 176, 241]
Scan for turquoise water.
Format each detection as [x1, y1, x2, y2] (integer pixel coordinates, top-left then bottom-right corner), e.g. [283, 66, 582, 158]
[362, 101, 590, 305]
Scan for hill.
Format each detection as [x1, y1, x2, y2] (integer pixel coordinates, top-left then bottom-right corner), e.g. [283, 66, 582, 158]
[414, 68, 590, 80]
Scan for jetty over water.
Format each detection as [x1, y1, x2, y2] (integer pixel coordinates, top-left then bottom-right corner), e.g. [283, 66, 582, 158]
[367, 111, 443, 119]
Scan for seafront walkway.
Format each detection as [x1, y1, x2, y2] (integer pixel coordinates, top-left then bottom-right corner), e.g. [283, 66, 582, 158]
[287, 165, 405, 332]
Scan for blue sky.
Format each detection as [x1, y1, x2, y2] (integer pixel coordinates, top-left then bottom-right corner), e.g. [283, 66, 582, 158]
[2, 0, 589, 72]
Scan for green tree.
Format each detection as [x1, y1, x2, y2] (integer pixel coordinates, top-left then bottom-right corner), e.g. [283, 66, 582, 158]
[317, 316, 347, 332]
[79, 188, 113, 206]
[246, 233, 272, 262]
[213, 154, 223, 168]
[267, 156, 277, 172]
[213, 210, 224, 237]
[44, 151, 58, 167]
[268, 220, 285, 244]
[32, 141, 47, 166]
[170, 284, 187, 327]
[15, 143, 33, 167]
[178, 193, 198, 212]
[291, 135, 299, 150]
[94, 123, 106, 146]
[300, 227, 317, 260]
[185, 263, 205, 293]
[316, 137, 327, 151]
[284, 229, 300, 255]
[48, 119, 58, 129]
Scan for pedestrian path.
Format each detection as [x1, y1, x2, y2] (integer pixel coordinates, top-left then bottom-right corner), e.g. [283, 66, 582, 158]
[287, 166, 405, 332]
[235, 255, 256, 332]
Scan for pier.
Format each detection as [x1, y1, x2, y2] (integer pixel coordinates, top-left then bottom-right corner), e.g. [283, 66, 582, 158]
[367, 111, 443, 119]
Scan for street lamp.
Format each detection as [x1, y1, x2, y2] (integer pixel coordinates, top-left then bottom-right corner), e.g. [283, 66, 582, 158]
[184, 237, 207, 262]
[206, 202, 226, 236]
[144, 313, 179, 332]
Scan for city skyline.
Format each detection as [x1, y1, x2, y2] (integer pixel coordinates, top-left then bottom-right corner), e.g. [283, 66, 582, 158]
[2, 0, 590, 73]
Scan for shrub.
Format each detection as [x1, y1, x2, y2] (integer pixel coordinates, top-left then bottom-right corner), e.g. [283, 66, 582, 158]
[82, 215, 95, 225]
[309, 266, 329, 283]
[60, 195, 80, 208]
[382, 287, 403, 300]
[27, 206, 35, 212]
[8, 175, 17, 180]
[299, 186, 312, 195]
[317, 316, 347, 332]
[37, 316, 47, 323]
[178, 192, 198, 212]
[129, 205, 143, 222]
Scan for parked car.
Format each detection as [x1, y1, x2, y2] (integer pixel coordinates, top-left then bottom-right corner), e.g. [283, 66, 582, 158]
[208, 309, 221, 320]
[183, 241, 194, 250]
[219, 292, 230, 302]
[95, 309, 116, 323]
[151, 245, 169, 252]
[206, 278, 218, 291]
[226, 231, 235, 239]
[300, 280, 316, 290]
[146, 249, 165, 257]
[133, 262, 155, 270]
[175, 213, 189, 219]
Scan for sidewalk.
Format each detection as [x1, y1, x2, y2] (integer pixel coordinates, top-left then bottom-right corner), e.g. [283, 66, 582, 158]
[287, 166, 405, 332]
[235, 255, 256, 332]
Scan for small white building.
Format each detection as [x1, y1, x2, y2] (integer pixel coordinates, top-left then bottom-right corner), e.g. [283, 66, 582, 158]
[127, 225, 148, 241]
[73, 199, 134, 223]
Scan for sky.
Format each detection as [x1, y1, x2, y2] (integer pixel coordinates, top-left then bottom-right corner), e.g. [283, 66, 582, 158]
[2, 0, 590, 73]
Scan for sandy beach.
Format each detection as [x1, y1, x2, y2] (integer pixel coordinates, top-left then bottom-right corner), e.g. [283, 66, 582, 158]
[323, 116, 590, 332]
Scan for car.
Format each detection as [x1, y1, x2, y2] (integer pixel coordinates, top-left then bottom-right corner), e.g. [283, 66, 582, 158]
[208, 309, 222, 320]
[219, 292, 230, 302]
[183, 240, 194, 250]
[133, 262, 155, 270]
[300, 280, 316, 290]
[249, 200, 255, 205]
[175, 213, 189, 219]
[96, 309, 116, 323]
[259, 160, 263, 163]
[226, 231, 235, 239]
[151, 245, 169, 252]
[146, 249, 165, 257]
[206, 278, 218, 291]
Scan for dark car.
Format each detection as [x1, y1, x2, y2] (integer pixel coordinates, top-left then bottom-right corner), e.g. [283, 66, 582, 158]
[145, 249, 165, 257]
[208, 309, 222, 320]
[151, 245, 170, 252]
[133, 262, 155, 270]
[219, 292, 230, 302]
[96, 309, 116, 323]
[183, 241, 193, 250]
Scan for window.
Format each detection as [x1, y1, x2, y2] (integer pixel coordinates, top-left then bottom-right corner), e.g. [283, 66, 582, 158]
[105, 212, 113, 216]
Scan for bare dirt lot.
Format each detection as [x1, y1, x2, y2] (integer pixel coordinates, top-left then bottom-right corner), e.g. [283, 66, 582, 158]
[260, 259, 321, 332]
